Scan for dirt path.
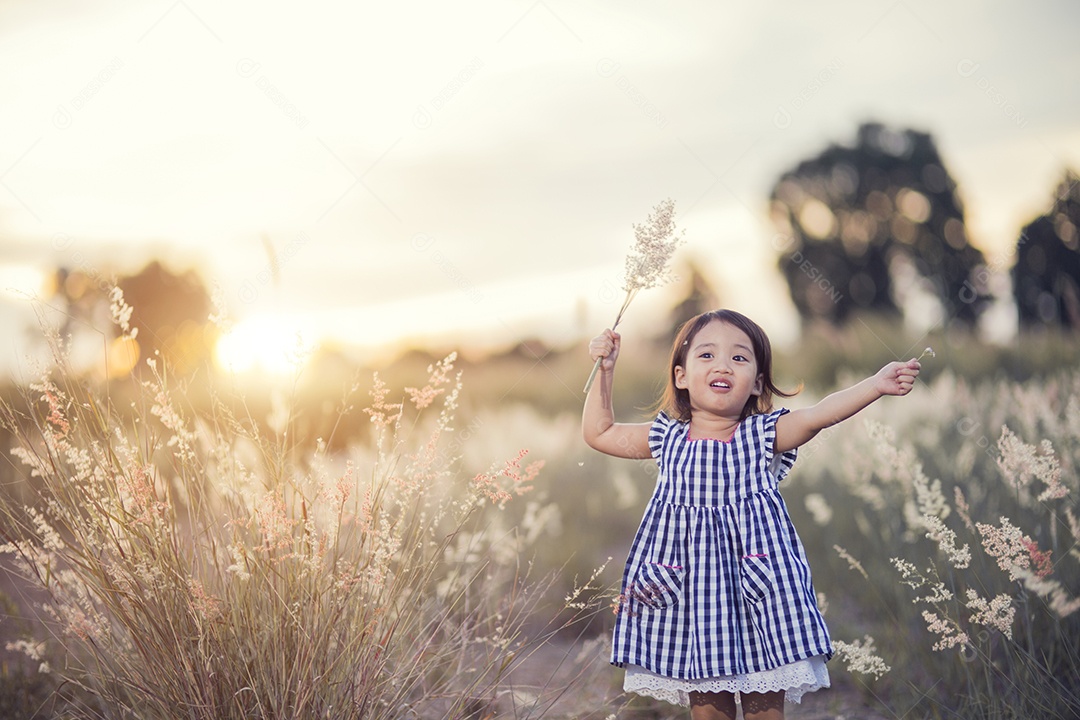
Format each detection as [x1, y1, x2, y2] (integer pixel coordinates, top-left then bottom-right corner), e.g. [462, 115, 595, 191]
[503, 637, 897, 719]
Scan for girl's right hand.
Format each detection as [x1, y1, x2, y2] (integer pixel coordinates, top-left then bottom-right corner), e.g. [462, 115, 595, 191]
[588, 329, 620, 372]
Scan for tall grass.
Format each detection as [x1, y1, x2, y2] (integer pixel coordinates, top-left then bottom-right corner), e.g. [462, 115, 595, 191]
[408, 363, 1080, 718]
[0, 308, 605, 719]
[778, 369, 1080, 718]
[5, 297, 1079, 719]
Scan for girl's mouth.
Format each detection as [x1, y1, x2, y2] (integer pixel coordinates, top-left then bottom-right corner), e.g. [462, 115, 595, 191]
[709, 379, 731, 390]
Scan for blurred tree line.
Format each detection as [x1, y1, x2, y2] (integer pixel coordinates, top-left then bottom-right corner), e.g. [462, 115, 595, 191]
[27, 122, 1080, 398]
[50, 260, 215, 377]
[771, 122, 987, 328]
[767, 121, 1080, 334]
[1013, 171, 1080, 328]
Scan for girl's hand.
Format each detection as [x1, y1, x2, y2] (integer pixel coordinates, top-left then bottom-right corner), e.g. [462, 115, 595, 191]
[588, 329, 621, 372]
[874, 359, 921, 397]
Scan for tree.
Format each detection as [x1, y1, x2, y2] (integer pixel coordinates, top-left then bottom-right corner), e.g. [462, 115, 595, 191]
[117, 261, 215, 374]
[668, 258, 721, 333]
[49, 260, 214, 376]
[1012, 170, 1080, 330]
[769, 122, 988, 327]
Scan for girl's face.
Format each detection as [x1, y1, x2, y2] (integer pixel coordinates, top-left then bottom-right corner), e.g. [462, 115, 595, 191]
[673, 320, 763, 419]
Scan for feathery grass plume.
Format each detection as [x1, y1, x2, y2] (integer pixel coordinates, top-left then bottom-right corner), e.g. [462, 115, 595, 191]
[964, 589, 1015, 639]
[584, 198, 684, 393]
[921, 610, 970, 651]
[977, 516, 1045, 581]
[832, 635, 890, 679]
[804, 493, 833, 525]
[834, 544, 868, 579]
[996, 426, 1069, 502]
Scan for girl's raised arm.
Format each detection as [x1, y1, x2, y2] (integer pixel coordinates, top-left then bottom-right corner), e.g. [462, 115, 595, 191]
[582, 330, 652, 459]
[774, 358, 920, 453]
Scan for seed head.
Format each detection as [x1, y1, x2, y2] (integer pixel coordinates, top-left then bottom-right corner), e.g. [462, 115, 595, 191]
[623, 198, 684, 292]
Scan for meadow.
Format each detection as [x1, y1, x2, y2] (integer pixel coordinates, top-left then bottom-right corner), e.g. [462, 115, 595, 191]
[2, 304, 1079, 719]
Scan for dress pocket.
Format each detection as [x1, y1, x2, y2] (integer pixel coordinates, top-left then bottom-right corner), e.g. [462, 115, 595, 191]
[629, 561, 686, 609]
[740, 553, 775, 604]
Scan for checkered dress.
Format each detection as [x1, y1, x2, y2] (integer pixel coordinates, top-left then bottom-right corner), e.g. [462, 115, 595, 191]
[611, 409, 832, 679]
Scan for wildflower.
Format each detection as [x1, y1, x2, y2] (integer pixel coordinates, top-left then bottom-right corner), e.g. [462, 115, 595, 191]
[62, 605, 107, 642]
[804, 493, 833, 525]
[1022, 538, 1053, 578]
[116, 463, 168, 525]
[502, 448, 544, 496]
[564, 557, 611, 610]
[905, 474, 970, 567]
[207, 282, 229, 329]
[584, 198, 684, 392]
[521, 500, 562, 545]
[256, 492, 297, 552]
[921, 514, 972, 568]
[914, 475, 950, 520]
[471, 472, 512, 507]
[891, 557, 922, 589]
[917, 347, 935, 360]
[977, 517, 1040, 581]
[915, 579, 954, 604]
[267, 389, 290, 436]
[996, 426, 1068, 501]
[922, 610, 970, 651]
[834, 545, 868, 579]
[146, 370, 196, 461]
[1066, 507, 1080, 548]
[953, 486, 974, 531]
[965, 589, 1014, 640]
[39, 384, 70, 437]
[5, 639, 47, 663]
[226, 544, 251, 581]
[109, 286, 138, 340]
[833, 635, 891, 679]
[363, 373, 403, 429]
[1015, 570, 1080, 618]
[27, 506, 65, 552]
[405, 353, 458, 409]
[624, 198, 683, 292]
[332, 462, 354, 506]
[187, 578, 222, 622]
[471, 449, 543, 507]
[864, 419, 916, 482]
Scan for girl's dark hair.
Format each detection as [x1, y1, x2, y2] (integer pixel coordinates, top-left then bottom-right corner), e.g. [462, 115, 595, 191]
[656, 309, 799, 422]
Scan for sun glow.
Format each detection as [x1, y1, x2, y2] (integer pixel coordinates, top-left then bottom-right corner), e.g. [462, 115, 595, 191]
[214, 314, 312, 376]
[0, 264, 47, 300]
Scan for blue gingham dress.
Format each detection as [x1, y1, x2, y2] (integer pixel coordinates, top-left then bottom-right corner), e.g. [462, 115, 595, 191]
[611, 409, 832, 698]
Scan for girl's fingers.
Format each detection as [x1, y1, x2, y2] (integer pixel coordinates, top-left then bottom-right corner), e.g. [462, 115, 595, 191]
[589, 336, 615, 360]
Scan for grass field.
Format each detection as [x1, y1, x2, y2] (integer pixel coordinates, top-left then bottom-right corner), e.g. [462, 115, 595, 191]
[2, 313, 1079, 719]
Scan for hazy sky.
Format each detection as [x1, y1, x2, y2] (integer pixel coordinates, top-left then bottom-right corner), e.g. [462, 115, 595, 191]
[2, 0, 1078, 373]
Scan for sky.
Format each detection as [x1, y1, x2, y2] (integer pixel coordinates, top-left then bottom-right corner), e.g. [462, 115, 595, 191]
[1, 0, 1079, 375]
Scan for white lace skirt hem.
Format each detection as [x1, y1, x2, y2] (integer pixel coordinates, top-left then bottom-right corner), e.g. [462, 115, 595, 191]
[623, 655, 830, 707]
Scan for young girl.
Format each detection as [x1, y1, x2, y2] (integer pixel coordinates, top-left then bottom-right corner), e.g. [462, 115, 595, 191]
[583, 309, 920, 720]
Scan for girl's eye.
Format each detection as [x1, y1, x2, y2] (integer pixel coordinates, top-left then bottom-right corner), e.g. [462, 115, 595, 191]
[699, 352, 713, 359]
[733, 355, 747, 362]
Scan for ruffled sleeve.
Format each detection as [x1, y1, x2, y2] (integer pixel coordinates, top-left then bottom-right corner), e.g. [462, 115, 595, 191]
[648, 412, 678, 462]
[760, 408, 798, 482]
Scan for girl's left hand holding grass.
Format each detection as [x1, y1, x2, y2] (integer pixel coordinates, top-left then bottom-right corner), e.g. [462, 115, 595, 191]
[873, 359, 921, 397]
